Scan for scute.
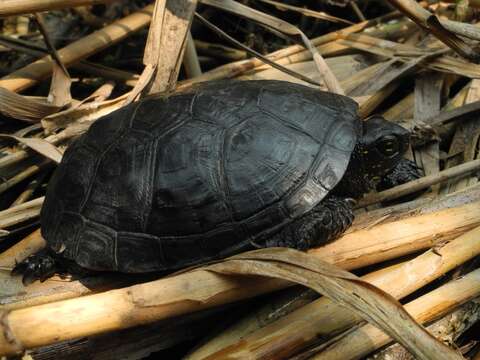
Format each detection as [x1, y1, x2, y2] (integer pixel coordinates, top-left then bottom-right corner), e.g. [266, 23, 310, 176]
[41, 80, 360, 272]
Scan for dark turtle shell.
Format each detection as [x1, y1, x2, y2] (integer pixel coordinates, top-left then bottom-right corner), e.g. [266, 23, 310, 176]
[41, 80, 360, 273]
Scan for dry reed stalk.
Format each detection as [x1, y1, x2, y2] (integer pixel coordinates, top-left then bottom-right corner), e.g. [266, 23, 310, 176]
[0, 186, 473, 312]
[11, 171, 48, 206]
[0, 0, 118, 16]
[186, 225, 480, 359]
[0, 229, 44, 269]
[0, 198, 43, 230]
[1, 204, 480, 355]
[251, 19, 418, 74]
[183, 32, 202, 78]
[178, 13, 400, 88]
[147, 0, 197, 94]
[3, 197, 480, 311]
[386, 0, 480, 61]
[338, 33, 480, 79]
[0, 4, 154, 93]
[0, 272, 286, 355]
[413, 72, 443, 194]
[206, 250, 463, 360]
[199, 0, 342, 93]
[0, 160, 50, 195]
[311, 269, 480, 360]
[256, 0, 353, 25]
[369, 298, 480, 360]
[194, 40, 247, 61]
[28, 307, 232, 360]
[0, 130, 70, 170]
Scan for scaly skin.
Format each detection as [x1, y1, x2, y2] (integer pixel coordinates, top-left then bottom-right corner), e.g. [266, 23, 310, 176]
[12, 249, 58, 285]
[265, 196, 355, 249]
[377, 158, 424, 191]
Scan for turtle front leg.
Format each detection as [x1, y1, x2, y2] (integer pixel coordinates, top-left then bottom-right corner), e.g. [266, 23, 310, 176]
[265, 196, 355, 250]
[376, 158, 423, 191]
[12, 248, 60, 285]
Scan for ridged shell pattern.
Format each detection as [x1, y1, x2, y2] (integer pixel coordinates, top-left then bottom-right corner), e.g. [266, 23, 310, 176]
[41, 80, 359, 272]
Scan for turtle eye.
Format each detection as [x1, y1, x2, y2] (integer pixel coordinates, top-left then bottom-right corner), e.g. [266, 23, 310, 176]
[376, 135, 399, 156]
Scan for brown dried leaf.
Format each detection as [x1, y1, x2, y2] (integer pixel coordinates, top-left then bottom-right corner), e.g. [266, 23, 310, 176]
[48, 60, 72, 107]
[256, 0, 353, 25]
[41, 93, 128, 134]
[206, 248, 463, 360]
[0, 135, 63, 163]
[0, 198, 44, 230]
[35, 12, 72, 107]
[81, 81, 115, 103]
[200, 0, 343, 94]
[127, 0, 197, 103]
[0, 87, 61, 122]
[386, 0, 480, 62]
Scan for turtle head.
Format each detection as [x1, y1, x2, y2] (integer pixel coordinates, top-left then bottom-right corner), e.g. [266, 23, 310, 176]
[358, 115, 410, 186]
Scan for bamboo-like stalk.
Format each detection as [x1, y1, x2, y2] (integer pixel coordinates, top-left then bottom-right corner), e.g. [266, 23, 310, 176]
[186, 224, 480, 359]
[183, 32, 202, 78]
[311, 200, 480, 269]
[178, 13, 400, 89]
[311, 269, 480, 360]
[0, 161, 50, 195]
[28, 307, 234, 360]
[4, 198, 480, 309]
[194, 40, 247, 61]
[368, 298, 480, 360]
[0, 125, 76, 171]
[0, 4, 154, 93]
[2, 205, 480, 355]
[386, 0, 480, 62]
[2, 188, 478, 312]
[0, 198, 43, 230]
[0, 0, 118, 17]
[0, 229, 44, 269]
[251, 18, 417, 73]
[11, 171, 48, 206]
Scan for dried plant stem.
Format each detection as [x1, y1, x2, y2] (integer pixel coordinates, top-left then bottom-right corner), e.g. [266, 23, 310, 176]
[0, 4, 154, 93]
[0, 198, 44, 230]
[0, 229, 44, 268]
[311, 270, 480, 360]
[386, 0, 480, 62]
[256, 0, 353, 25]
[0, 160, 50, 195]
[187, 224, 480, 359]
[312, 200, 480, 269]
[369, 298, 480, 360]
[2, 204, 480, 355]
[28, 307, 232, 360]
[0, 0, 118, 16]
[350, 1, 366, 21]
[357, 158, 480, 208]
[0, 126, 74, 171]
[185, 188, 480, 360]
[11, 171, 48, 206]
[183, 32, 202, 78]
[178, 13, 399, 89]
[194, 40, 247, 61]
[5, 197, 480, 311]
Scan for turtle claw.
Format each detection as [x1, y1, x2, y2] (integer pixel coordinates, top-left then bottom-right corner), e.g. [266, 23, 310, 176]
[12, 250, 57, 285]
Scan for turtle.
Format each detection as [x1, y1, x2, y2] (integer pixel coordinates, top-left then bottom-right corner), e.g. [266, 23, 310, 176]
[12, 80, 422, 284]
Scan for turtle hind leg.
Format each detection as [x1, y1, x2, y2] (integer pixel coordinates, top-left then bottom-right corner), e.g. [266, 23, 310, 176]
[265, 196, 355, 250]
[12, 248, 59, 285]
